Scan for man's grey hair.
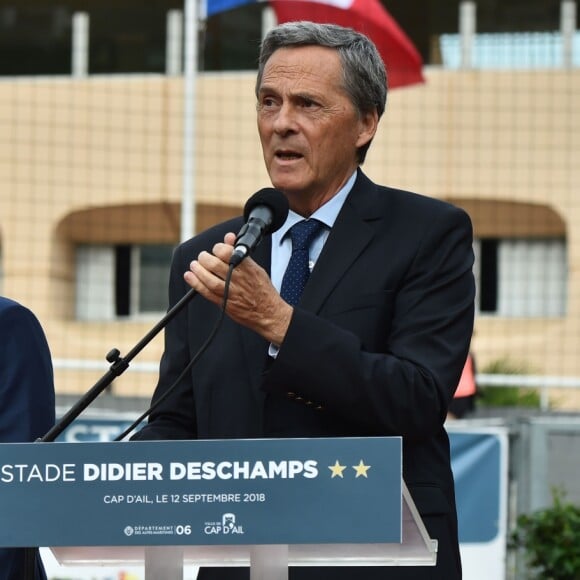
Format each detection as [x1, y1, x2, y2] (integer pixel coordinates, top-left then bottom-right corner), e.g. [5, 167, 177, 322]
[256, 21, 388, 164]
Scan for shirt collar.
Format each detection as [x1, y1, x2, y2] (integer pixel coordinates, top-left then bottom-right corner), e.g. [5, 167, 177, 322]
[274, 170, 357, 245]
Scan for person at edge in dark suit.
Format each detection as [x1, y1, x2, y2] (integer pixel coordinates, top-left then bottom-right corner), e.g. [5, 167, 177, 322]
[0, 296, 55, 580]
[133, 21, 475, 580]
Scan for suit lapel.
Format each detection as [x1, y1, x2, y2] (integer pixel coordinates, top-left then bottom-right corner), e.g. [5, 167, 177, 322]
[300, 172, 380, 313]
[236, 171, 382, 397]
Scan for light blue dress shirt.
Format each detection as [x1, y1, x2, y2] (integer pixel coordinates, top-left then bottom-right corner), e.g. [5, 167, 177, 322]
[270, 170, 357, 292]
[268, 171, 357, 355]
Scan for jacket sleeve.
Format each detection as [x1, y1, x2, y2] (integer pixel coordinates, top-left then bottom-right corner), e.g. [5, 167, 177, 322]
[262, 204, 475, 440]
[0, 302, 55, 443]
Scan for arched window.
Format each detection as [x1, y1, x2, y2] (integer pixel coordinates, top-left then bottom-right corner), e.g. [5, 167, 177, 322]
[448, 199, 567, 317]
[57, 201, 241, 321]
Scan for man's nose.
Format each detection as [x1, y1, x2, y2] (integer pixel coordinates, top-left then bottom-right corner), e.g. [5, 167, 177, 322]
[273, 103, 297, 134]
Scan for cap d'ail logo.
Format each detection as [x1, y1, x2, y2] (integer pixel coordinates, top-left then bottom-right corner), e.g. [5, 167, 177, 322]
[204, 513, 245, 535]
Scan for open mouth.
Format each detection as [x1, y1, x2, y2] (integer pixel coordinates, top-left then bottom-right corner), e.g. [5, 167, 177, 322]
[275, 150, 302, 160]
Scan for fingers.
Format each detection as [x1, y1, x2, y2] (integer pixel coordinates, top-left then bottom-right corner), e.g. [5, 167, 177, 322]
[183, 236, 237, 300]
[200, 249, 230, 277]
[212, 240, 235, 262]
[184, 252, 226, 296]
[182, 233, 251, 303]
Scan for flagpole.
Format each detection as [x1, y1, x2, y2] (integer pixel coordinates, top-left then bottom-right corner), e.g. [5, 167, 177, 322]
[261, 3, 277, 38]
[181, 0, 198, 242]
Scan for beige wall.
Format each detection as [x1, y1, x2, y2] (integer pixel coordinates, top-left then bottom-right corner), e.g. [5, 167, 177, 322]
[1, 68, 579, 407]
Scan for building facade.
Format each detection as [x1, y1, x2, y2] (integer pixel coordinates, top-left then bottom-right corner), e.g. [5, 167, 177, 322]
[0, 1, 579, 408]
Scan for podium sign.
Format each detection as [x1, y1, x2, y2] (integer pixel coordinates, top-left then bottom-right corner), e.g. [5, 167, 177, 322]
[0, 437, 402, 548]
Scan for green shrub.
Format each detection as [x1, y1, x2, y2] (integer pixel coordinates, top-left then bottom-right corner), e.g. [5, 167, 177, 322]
[479, 356, 541, 408]
[510, 488, 580, 579]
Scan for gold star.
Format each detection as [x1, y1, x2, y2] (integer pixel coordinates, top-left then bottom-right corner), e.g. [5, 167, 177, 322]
[352, 460, 371, 478]
[328, 460, 347, 478]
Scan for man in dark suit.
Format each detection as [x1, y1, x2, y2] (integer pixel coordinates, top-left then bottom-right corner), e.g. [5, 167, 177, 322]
[0, 296, 55, 580]
[134, 22, 474, 579]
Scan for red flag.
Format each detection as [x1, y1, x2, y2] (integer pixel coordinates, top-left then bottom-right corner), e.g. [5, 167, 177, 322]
[270, 0, 424, 88]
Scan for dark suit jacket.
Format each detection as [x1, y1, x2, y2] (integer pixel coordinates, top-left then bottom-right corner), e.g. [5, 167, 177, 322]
[134, 170, 475, 579]
[0, 297, 55, 580]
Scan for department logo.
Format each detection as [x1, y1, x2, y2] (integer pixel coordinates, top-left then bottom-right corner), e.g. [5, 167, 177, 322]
[124, 526, 134, 536]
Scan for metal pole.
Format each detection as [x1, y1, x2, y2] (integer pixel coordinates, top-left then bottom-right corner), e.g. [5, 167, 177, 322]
[561, 0, 577, 68]
[71, 12, 89, 77]
[250, 545, 288, 580]
[181, 0, 197, 242]
[145, 546, 184, 580]
[540, 384, 550, 411]
[166, 10, 184, 76]
[261, 5, 277, 39]
[459, 1, 476, 69]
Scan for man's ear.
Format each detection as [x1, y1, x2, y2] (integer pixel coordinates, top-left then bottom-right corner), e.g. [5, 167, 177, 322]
[356, 109, 379, 149]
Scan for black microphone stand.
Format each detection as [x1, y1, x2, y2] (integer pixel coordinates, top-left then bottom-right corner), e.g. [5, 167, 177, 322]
[23, 287, 198, 580]
[40, 287, 197, 443]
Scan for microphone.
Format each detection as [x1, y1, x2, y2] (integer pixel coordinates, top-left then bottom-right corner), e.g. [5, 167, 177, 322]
[230, 188, 289, 266]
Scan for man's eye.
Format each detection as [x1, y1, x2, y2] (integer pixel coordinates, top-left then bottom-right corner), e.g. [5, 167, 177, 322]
[261, 97, 277, 108]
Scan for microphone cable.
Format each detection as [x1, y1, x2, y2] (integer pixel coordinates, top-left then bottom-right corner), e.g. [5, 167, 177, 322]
[114, 262, 235, 442]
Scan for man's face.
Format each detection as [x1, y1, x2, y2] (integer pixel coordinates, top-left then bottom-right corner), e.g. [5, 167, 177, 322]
[257, 45, 377, 214]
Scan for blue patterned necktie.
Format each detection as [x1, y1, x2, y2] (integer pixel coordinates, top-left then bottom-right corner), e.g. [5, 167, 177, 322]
[280, 219, 323, 306]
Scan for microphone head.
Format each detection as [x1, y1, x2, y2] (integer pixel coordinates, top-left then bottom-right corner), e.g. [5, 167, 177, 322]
[243, 188, 289, 234]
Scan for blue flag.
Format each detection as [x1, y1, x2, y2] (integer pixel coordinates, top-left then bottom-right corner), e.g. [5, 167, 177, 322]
[206, 0, 255, 18]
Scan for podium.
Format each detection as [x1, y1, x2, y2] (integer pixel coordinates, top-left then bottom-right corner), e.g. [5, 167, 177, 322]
[0, 437, 436, 579]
